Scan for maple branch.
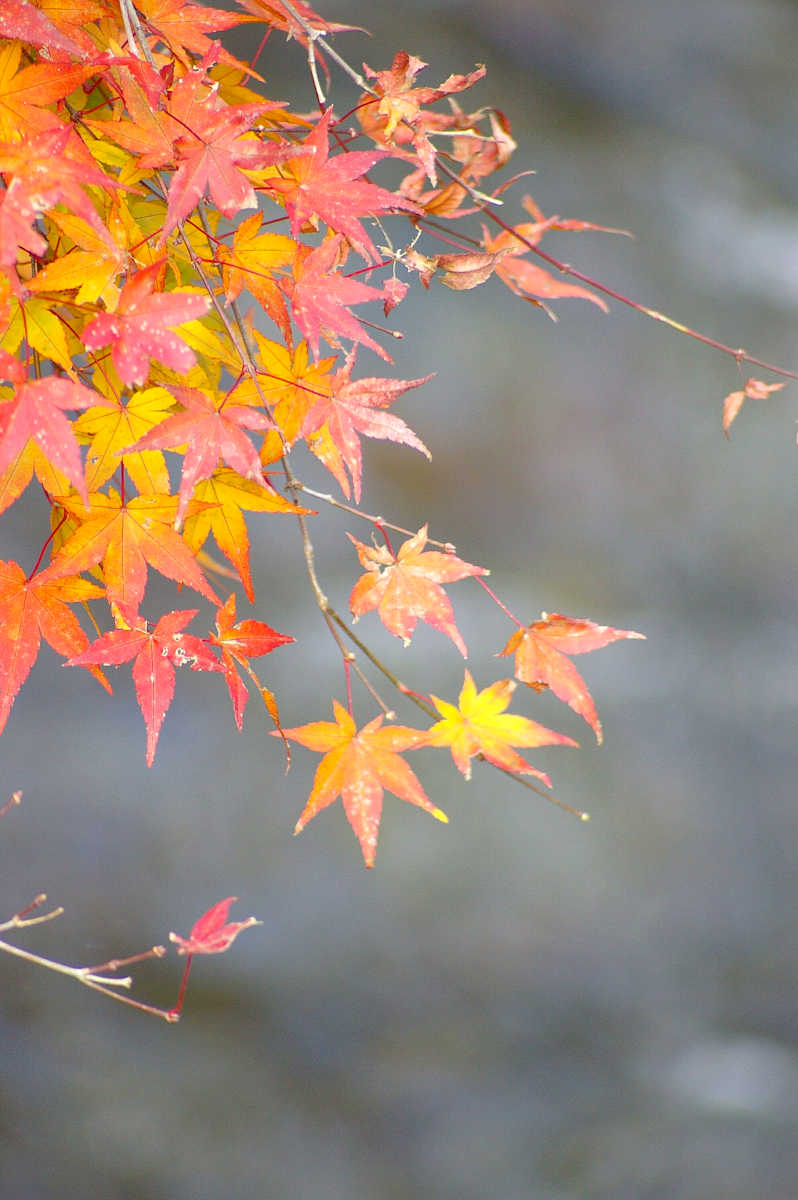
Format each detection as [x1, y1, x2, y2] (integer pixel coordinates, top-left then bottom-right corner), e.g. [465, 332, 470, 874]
[0, 797, 177, 1018]
[291, 484, 458, 551]
[325, 608, 436, 719]
[278, 1, 797, 382]
[484, 211, 798, 382]
[0, 931, 175, 1017]
[491, 763, 590, 821]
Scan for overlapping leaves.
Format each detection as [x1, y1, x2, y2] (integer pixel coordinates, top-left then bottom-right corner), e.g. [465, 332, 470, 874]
[0, 0, 642, 867]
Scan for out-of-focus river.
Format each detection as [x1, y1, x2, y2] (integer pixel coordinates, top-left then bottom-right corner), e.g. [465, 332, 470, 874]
[3, 3, 798, 1196]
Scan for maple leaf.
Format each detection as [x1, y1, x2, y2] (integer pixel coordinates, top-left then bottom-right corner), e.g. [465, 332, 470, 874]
[0, 560, 109, 738]
[120, 385, 272, 527]
[499, 612, 645, 744]
[0, 43, 92, 140]
[218, 212, 296, 347]
[0, 126, 119, 268]
[25, 207, 127, 308]
[209, 592, 294, 729]
[81, 261, 211, 386]
[418, 669, 577, 785]
[66, 607, 222, 766]
[0, 378, 106, 504]
[169, 896, 261, 956]
[480, 197, 626, 313]
[245, 330, 337, 447]
[162, 92, 287, 242]
[0, 440, 70, 516]
[236, 0, 360, 46]
[265, 108, 420, 263]
[183, 468, 311, 602]
[38, 490, 221, 610]
[722, 377, 785, 436]
[359, 53, 487, 184]
[135, 0, 254, 68]
[301, 355, 432, 502]
[0, 0, 85, 58]
[75, 386, 176, 496]
[348, 525, 488, 657]
[278, 699, 445, 868]
[283, 236, 392, 362]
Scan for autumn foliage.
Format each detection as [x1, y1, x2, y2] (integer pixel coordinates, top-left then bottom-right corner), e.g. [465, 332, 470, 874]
[0, 0, 652, 913]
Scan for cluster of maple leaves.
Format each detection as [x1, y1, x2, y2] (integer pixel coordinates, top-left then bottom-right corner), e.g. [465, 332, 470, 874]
[0, 0, 643, 868]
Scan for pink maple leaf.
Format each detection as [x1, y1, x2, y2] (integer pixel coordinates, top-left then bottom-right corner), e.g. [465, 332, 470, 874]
[121, 386, 272, 527]
[301, 354, 432, 501]
[81, 261, 211, 386]
[0, 378, 106, 503]
[282, 236, 392, 362]
[169, 896, 261, 955]
[266, 107, 420, 262]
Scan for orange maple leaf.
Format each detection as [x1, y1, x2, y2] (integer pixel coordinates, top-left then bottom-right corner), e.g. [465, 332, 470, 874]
[419, 670, 577, 784]
[38, 489, 220, 610]
[218, 213, 296, 347]
[0, 560, 109, 738]
[278, 699, 446, 868]
[499, 612, 645, 743]
[359, 53, 487, 184]
[0, 42, 92, 140]
[348, 525, 487, 657]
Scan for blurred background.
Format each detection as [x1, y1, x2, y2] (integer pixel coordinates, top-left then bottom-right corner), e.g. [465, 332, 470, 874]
[3, 1, 798, 1196]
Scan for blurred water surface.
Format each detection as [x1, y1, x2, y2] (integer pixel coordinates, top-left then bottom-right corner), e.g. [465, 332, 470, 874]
[3, 2, 798, 1197]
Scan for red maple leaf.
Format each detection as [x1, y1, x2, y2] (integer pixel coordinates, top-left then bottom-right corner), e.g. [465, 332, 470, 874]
[499, 612, 645, 743]
[209, 592, 294, 730]
[278, 699, 446, 868]
[81, 261, 211, 386]
[169, 896, 261, 956]
[67, 608, 222, 766]
[282, 236, 391, 362]
[0, 378, 106, 504]
[300, 355, 432, 501]
[0, 560, 109, 738]
[121, 386, 272, 527]
[265, 108, 420, 263]
[348, 525, 488, 656]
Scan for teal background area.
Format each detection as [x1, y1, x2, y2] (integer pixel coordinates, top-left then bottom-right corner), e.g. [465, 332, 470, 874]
[4, 2, 798, 1196]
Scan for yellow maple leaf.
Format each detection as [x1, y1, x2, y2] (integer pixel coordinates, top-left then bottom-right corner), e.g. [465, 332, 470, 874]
[420, 670, 577, 784]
